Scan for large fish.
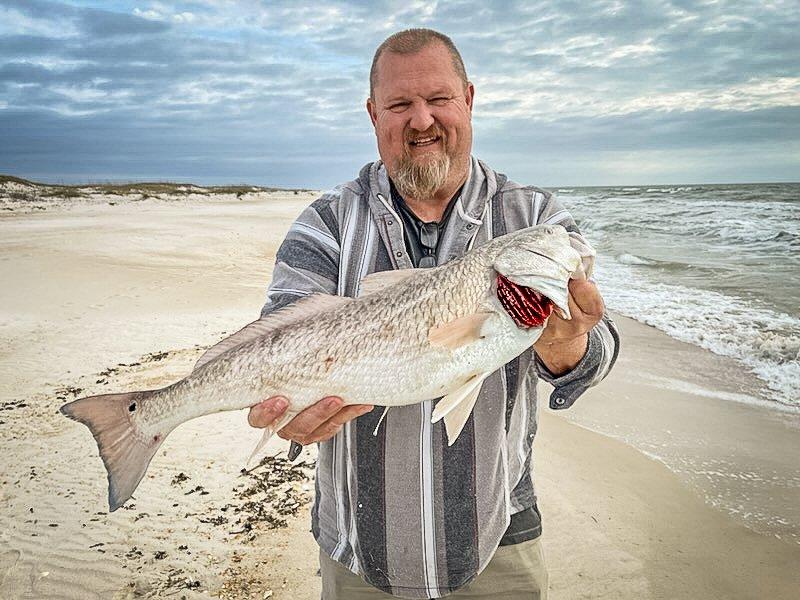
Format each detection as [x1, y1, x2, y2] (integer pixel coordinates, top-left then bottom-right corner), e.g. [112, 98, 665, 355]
[61, 224, 590, 511]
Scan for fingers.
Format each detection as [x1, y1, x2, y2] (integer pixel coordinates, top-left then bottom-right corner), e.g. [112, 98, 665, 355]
[247, 396, 289, 428]
[248, 396, 374, 444]
[327, 404, 375, 427]
[278, 396, 343, 440]
[304, 404, 374, 444]
[278, 399, 374, 445]
[539, 281, 603, 346]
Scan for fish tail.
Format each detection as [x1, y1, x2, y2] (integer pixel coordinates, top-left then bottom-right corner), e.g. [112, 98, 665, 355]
[60, 390, 166, 512]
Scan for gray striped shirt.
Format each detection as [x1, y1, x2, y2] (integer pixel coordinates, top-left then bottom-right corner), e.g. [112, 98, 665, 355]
[261, 157, 620, 598]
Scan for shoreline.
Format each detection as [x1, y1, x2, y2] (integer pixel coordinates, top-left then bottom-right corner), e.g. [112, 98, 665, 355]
[2, 193, 798, 598]
[537, 407, 800, 599]
[553, 314, 800, 547]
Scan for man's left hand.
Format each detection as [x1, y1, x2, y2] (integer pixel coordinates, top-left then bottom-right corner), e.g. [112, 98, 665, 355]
[533, 279, 605, 375]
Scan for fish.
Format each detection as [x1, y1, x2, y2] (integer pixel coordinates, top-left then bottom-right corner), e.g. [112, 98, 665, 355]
[61, 224, 590, 511]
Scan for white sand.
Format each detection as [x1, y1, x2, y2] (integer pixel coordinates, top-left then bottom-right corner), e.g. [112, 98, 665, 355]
[1, 192, 798, 599]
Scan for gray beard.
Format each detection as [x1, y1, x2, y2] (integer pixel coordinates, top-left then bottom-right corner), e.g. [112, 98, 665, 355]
[392, 152, 451, 201]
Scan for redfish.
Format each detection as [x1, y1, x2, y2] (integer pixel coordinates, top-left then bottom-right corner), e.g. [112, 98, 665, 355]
[62, 224, 588, 511]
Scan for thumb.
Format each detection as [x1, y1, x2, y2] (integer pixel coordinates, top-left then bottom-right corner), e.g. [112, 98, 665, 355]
[568, 279, 604, 317]
[248, 396, 289, 428]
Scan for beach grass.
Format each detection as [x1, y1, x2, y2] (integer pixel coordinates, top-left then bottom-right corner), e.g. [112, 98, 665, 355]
[0, 174, 313, 198]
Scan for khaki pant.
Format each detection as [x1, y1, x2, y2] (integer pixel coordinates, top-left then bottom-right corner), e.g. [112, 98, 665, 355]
[320, 537, 548, 599]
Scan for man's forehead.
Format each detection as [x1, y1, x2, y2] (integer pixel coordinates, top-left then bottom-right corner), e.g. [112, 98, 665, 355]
[374, 44, 463, 98]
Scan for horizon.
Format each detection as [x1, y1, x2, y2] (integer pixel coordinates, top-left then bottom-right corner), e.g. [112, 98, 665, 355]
[1, 1, 798, 187]
[4, 172, 799, 191]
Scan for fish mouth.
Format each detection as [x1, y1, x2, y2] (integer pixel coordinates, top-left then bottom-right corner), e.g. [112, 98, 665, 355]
[496, 273, 555, 329]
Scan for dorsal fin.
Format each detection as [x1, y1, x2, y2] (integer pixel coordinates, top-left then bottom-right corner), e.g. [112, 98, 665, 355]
[193, 294, 351, 371]
[358, 269, 419, 297]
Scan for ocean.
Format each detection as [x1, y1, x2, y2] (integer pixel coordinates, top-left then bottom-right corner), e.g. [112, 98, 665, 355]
[557, 183, 799, 411]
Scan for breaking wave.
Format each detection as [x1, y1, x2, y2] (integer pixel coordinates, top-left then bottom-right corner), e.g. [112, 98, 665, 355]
[617, 253, 655, 265]
[595, 260, 800, 410]
[558, 182, 800, 410]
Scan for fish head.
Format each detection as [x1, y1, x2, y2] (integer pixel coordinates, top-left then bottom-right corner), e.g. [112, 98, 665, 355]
[492, 225, 584, 325]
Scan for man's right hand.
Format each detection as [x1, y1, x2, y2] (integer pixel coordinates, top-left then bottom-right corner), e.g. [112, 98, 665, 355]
[248, 396, 374, 445]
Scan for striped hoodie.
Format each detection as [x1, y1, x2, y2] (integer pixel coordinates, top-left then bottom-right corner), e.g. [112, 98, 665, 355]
[261, 157, 619, 598]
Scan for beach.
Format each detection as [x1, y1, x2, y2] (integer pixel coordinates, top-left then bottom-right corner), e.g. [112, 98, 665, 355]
[1, 186, 798, 599]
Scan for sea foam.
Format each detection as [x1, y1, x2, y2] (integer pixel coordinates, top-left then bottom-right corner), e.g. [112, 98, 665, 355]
[595, 259, 800, 410]
[557, 183, 800, 412]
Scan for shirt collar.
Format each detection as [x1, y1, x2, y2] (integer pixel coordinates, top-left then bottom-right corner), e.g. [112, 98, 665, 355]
[388, 178, 464, 227]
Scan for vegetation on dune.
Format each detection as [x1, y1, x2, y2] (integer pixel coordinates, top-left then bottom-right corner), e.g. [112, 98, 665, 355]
[0, 174, 312, 196]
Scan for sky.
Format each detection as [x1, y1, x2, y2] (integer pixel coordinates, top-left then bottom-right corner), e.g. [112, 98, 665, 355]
[1, 0, 798, 187]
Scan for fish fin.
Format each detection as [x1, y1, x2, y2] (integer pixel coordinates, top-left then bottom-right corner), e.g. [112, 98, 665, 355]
[246, 412, 294, 468]
[60, 390, 168, 512]
[428, 313, 492, 350]
[431, 373, 489, 445]
[358, 269, 418, 297]
[372, 406, 390, 436]
[194, 294, 352, 370]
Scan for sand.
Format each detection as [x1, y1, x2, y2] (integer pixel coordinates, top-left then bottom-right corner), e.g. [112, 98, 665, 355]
[1, 190, 798, 599]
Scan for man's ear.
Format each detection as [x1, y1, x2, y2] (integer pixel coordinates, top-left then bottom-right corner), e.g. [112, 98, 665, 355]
[366, 97, 378, 128]
[465, 82, 475, 113]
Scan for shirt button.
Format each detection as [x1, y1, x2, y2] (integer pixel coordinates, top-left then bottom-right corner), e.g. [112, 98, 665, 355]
[395, 251, 403, 257]
[554, 397, 566, 406]
[387, 219, 393, 226]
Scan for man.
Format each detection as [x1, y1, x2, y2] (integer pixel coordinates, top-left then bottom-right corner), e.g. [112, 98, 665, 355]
[248, 29, 619, 599]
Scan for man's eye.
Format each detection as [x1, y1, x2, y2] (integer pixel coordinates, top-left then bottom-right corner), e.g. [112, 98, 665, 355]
[388, 102, 410, 111]
[430, 97, 449, 105]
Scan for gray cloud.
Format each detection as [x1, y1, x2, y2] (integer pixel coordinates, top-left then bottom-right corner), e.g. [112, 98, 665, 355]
[0, 0, 798, 185]
[78, 7, 171, 37]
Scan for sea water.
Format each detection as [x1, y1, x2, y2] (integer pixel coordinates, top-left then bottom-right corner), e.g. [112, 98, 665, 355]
[557, 183, 799, 410]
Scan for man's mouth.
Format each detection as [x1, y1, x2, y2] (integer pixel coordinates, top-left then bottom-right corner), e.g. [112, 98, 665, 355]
[408, 135, 441, 147]
[496, 273, 554, 329]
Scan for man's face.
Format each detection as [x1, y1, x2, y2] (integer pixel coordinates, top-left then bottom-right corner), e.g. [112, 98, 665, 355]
[366, 42, 474, 200]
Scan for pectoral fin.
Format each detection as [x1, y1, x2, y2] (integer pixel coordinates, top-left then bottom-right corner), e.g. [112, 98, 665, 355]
[428, 313, 491, 351]
[431, 373, 489, 445]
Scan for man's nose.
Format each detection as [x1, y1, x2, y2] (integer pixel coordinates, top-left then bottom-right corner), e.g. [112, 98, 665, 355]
[408, 102, 435, 131]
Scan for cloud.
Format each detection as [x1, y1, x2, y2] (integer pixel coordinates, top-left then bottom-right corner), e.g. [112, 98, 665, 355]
[0, 0, 798, 185]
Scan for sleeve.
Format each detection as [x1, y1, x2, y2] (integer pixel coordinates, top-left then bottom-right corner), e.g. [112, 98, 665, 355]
[260, 195, 341, 318]
[533, 189, 621, 409]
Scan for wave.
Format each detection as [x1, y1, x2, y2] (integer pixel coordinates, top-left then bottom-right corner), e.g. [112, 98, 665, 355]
[596, 261, 800, 410]
[613, 254, 708, 274]
[617, 253, 656, 265]
[715, 227, 800, 246]
[579, 213, 800, 252]
[643, 186, 703, 193]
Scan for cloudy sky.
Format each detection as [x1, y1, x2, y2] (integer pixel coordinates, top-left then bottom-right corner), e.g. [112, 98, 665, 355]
[1, 0, 798, 187]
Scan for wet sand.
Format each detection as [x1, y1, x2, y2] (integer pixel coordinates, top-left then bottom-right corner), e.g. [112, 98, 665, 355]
[1, 191, 798, 599]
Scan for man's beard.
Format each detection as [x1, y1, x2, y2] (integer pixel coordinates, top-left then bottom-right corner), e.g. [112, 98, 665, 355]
[392, 146, 451, 201]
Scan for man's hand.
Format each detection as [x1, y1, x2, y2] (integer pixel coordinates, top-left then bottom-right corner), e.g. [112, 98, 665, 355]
[248, 396, 374, 445]
[533, 279, 605, 375]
